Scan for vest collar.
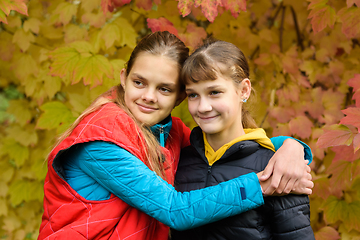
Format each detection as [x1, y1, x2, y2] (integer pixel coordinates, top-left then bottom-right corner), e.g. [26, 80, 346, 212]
[150, 115, 172, 147]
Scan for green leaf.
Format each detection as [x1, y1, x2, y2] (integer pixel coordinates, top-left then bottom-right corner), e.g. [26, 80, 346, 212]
[6, 125, 38, 147]
[49, 46, 81, 80]
[36, 101, 76, 133]
[8, 180, 30, 206]
[322, 196, 348, 224]
[345, 201, 360, 231]
[0, 159, 14, 183]
[0, 138, 29, 167]
[7, 99, 32, 127]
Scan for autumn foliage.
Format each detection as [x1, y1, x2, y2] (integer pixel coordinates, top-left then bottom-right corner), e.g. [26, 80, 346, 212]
[0, 0, 359, 239]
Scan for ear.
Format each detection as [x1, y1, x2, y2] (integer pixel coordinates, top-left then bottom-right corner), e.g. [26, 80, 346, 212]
[120, 68, 127, 88]
[175, 90, 187, 107]
[240, 78, 251, 100]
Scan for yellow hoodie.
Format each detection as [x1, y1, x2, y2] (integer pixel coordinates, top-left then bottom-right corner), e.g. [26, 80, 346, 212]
[204, 128, 275, 166]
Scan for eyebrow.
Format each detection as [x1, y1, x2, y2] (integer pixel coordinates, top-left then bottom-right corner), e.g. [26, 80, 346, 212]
[131, 73, 147, 80]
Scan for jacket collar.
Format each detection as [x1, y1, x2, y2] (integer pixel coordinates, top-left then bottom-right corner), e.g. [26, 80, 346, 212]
[150, 115, 172, 147]
[190, 126, 260, 164]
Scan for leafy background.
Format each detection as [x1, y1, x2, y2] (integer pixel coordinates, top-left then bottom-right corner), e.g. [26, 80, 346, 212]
[0, 0, 359, 239]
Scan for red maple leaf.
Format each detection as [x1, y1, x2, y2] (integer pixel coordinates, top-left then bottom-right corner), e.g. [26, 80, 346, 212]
[307, 0, 336, 33]
[147, 18, 179, 37]
[348, 74, 360, 107]
[317, 124, 357, 149]
[337, 6, 360, 38]
[179, 23, 207, 49]
[340, 107, 360, 131]
[221, 0, 246, 18]
[332, 145, 360, 162]
[289, 115, 313, 139]
[347, 0, 360, 8]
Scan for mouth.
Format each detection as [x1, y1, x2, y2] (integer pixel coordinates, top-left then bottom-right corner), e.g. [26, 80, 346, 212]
[136, 103, 158, 113]
[198, 115, 218, 121]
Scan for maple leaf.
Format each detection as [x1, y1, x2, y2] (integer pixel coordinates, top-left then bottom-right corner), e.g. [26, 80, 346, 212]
[36, 101, 76, 133]
[0, 138, 29, 167]
[354, 133, 360, 152]
[179, 23, 207, 50]
[52, 2, 78, 25]
[348, 74, 360, 107]
[307, 0, 336, 33]
[314, 226, 340, 240]
[289, 115, 313, 139]
[221, 0, 246, 19]
[147, 18, 179, 36]
[72, 53, 113, 88]
[0, 0, 28, 24]
[332, 145, 360, 162]
[82, 11, 106, 28]
[313, 176, 332, 200]
[344, 201, 360, 231]
[326, 160, 355, 197]
[317, 124, 356, 148]
[100, 22, 121, 49]
[337, 6, 360, 38]
[0, 32, 15, 61]
[254, 53, 272, 66]
[12, 28, 35, 52]
[177, 0, 193, 17]
[340, 107, 360, 130]
[6, 125, 38, 147]
[8, 180, 31, 206]
[23, 18, 41, 34]
[136, 0, 153, 11]
[49, 46, 81, 80]
[347, 0, 360, 7]
[322, 196, 348, 224]
[7, 100, 32, 127]
[81, 0, 102, 13]
[113, 17, 137, 48]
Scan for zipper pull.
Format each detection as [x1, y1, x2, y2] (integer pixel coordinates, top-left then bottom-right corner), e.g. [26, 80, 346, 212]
[160, 127, 165, 147]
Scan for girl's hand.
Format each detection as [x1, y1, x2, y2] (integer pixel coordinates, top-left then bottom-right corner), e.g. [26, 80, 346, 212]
[258, 138, 314, 196]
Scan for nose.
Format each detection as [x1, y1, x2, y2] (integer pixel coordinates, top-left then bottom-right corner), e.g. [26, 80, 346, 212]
[141, 88, 157, 103]
[198, 98, 212, 113]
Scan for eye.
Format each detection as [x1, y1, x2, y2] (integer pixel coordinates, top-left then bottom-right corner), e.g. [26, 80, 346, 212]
[210, 91, 221, 96]
[187, 93, 198, 99]
[160, 87, 172, 93]
[133, 80, 144, 87]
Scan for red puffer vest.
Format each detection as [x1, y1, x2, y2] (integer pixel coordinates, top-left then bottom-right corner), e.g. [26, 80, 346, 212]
[38, 103, 190, 240]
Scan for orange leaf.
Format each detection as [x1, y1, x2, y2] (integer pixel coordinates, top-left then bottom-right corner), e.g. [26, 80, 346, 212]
[177, 0, 193, 17]
[289, 115, 313, 139]
[326, 160, 354, 195]
[198, 0, 222, 22]
[81, 11, 106, 28]
[0, 0, 28, 17]
[337, 6, 360, 38]
[313, 176, 332, 200]
[307, 2, 336, 33]
[314, 226, 340, 240]
[347, 0, 360, 8]
[340, 107, 360, 130]
[332, 145, 360, 162]
[354, 133, 360, 152]
[254, 53, 272, 66]
[221, 0, 246, 19]
[348, 74, 360, 108]
[317, 124, 356, 149]
[135, 0, 152, 11]
[179, 23, 207, 49]
[147, 18, 179, 37]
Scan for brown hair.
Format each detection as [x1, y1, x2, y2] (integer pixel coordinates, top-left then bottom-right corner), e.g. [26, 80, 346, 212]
[181, 39, 257, 129]
[54, 31, 189, 179]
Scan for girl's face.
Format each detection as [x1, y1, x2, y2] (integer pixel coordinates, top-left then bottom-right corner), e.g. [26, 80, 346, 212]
[121, 53, 184, 126]
[186, 75, 250, 142]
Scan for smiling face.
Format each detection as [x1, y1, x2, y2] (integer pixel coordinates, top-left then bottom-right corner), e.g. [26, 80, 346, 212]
[186, 75, 251, 143]
[121, 53, 184, 126]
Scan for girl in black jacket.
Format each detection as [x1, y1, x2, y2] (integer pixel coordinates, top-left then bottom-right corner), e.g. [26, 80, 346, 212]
[172, 40, 315, 240]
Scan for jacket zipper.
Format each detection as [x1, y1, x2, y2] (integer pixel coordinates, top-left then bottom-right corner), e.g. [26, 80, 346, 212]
[205, 165, 212, 187]
[159, 127, 165, 147]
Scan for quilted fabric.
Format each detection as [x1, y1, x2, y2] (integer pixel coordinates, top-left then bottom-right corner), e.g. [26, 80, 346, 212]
[38, 103, 264, 240]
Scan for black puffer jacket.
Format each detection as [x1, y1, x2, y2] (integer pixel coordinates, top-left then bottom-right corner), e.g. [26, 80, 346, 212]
[171, 127, 314, 240]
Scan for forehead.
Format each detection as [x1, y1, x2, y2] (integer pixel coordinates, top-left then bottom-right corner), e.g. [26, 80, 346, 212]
[185, 75, 233, 91]
[129, 53, 180, 84]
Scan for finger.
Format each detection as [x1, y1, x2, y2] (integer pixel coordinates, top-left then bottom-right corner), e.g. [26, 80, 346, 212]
[260, 159, 275, 181]
[264, 173, 281, 195]
[283, 178, 296, 194]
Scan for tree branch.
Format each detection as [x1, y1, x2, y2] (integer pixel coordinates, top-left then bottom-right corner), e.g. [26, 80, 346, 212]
[290, 6, 304, 51]
[279, 5, 286, 53]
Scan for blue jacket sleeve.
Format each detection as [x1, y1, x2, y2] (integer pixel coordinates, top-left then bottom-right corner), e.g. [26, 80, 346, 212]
[77, 141, 264, 231]
[270, 136, 313, 164]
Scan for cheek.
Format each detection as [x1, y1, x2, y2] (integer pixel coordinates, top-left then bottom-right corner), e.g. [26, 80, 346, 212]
[187, 101, 197, 116]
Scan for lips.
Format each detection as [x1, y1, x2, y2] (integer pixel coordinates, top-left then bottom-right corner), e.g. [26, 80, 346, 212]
[136, 103, 158, 113]
[198, 115, 218, 121]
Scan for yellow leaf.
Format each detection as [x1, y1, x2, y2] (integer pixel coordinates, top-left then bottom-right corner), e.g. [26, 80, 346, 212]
[9, 180, 31, 206]
[40, 23, 63, 40]
[72, 53, 113, 88]
[110, 59, 126, 83]
[0, 138, 29, 167]
[12, 53, 38, 81]
[7, 99, 32, 127]
[6, 125, 38, 147]
[64, 83, 91, 114]
[100, 22, 121, 49]
[23, 17, 41, 34]
[52, 2, 78, 25]
[0, 181, 8, 197]
[0, 197, 8, 216]
[0, 31, 15, 61]
[113, 17, 137, 48]
[2, 213, 22, 232]
[82, 10, 106, 28]
[49, 46, 81, 79]
[81, 0, 102, 12]
[0, 159, 14, 183]
[12, 28, 35, 52]
[64, 24, 88, 44]
[30, 157, 47, 180]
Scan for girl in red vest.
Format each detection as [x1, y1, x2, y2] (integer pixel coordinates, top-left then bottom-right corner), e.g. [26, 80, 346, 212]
[38, 31, 313, 240]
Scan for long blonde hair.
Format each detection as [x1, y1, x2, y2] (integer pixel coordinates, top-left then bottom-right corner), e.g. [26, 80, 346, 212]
[54, 31, 189, 179]
[181, 39, 257, 129]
